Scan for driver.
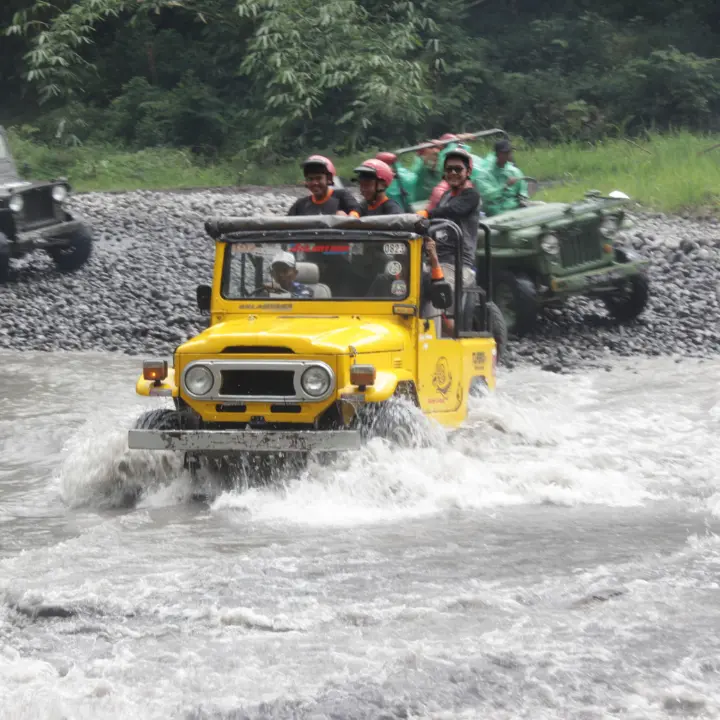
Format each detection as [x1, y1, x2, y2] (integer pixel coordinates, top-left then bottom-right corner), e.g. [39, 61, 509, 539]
[268, 252, 313, 298]
[475, 139, 529, 216]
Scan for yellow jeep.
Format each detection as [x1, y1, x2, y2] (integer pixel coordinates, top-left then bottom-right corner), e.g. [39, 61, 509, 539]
[127, 214, 497, 476]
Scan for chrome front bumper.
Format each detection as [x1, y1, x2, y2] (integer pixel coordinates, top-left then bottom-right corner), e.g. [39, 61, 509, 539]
[128, 429, 362, 453]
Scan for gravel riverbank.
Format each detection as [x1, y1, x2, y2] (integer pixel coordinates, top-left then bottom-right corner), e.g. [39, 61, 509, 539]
[1, 188, 719, 372]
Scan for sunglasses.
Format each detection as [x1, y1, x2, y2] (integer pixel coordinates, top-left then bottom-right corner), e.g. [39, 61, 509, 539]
[444, 165, 466, 174]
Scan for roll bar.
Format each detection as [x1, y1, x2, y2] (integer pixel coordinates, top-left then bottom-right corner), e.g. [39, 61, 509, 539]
[428, 219, 493, 337]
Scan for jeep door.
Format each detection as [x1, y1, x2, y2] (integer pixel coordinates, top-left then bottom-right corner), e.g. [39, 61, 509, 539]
[416, 326, 464, 415]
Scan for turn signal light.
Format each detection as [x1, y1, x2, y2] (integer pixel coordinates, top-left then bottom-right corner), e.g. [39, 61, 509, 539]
[393, 303, 417, 317]
[143, 360, 168, 383]
[603, 243, 613, 253]
[350, 364, 376, 389]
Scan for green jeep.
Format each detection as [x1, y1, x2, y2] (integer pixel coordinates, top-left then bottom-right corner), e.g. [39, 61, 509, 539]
[475, 189, 650, 335]
[384, 131, 650, 336]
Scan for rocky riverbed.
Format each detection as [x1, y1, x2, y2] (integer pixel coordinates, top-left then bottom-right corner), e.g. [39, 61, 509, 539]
[0, 188, 719, 371]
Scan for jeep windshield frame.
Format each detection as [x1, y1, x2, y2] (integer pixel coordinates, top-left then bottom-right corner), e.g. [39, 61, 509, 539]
[219, 231, 417, 303]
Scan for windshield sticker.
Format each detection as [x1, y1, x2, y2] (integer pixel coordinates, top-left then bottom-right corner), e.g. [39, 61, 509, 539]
[383, 243, 406, 256]
[390, 279, 407, 296]
[385, 260, 403, 276]
[288, 243, 350, 254]
[237, 303, 293, 310]
[231, 243, 258, 253]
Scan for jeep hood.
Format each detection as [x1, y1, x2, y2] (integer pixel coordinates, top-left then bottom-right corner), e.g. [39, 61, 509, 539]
[484, 203, 571, 231]
[180, 315, 407, 355]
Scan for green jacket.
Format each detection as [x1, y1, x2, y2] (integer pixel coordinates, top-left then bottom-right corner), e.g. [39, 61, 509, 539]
[475, 152, 528, 217]
[386, 165, 418, 209]
[386, 142, 485, 208]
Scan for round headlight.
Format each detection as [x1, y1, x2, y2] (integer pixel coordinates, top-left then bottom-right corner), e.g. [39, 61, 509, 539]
[8, 195, 23, 213]
[599, 217, 618, 238]
[540, 234, 560, 255]
[301, 366, 331, 397]
[52, 185, 68, 203]
[184, 365, 214, 396]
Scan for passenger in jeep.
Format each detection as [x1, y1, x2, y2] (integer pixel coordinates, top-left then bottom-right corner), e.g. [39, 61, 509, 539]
[353, 159, 403, 216]
[475, 139, 529, 217]
[417, 148, 480, 334]
[287, 155, 361, 217]
[268, 252, 313, 298]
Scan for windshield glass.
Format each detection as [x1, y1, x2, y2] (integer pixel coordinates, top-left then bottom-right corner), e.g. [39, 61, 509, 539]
[222, 239, 411, 301]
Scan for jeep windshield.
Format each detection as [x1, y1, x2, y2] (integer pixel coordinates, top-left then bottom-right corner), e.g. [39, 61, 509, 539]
[222, 239, 411, 301]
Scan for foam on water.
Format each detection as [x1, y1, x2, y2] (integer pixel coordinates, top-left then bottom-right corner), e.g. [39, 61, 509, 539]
[42, 355, 720, 526]
[211, 359, 720, 526]
[55, 401, 189, 510]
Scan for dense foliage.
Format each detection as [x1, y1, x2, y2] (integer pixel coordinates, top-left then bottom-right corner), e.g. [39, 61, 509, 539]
[2, 0, 720, 159]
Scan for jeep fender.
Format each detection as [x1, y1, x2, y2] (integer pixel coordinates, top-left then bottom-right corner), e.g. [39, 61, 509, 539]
[340, 370, 415, 404]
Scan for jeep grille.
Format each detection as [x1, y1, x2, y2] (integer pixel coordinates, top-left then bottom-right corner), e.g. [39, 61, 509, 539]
[20, 188, 56, 228]
[560, 229, 602, 267]
[181, 359, 336, 403]
[220, 369, 295, 397]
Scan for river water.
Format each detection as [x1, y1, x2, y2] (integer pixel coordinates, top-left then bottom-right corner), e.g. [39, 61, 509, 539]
[1, 351, 720, 719]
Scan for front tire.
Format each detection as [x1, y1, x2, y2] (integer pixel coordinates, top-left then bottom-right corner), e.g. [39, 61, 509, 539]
[360, 397, 435, 449]
[602, 272, 650, 322]
[47, 224, 93, 273]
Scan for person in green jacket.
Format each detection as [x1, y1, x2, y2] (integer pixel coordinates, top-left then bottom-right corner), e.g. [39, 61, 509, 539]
[475, 139, 529, 217]
[380, 133, 486, 210]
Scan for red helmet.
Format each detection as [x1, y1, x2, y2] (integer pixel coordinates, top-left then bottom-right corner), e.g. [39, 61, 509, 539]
[301, 154, 336, 179]
[375, 151, 397, 166]
[353, 158, 394, 186]
[444, 148, 473, 172]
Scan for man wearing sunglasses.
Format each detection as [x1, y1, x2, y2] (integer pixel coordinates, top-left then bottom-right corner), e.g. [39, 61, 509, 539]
[417, 148, 480, 332]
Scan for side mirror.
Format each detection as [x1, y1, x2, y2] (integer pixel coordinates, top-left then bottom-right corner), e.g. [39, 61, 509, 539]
[196, 284, 211, 312]
[430, 280, 453, 310]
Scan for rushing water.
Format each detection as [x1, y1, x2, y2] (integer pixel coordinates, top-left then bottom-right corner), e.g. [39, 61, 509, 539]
[1, 351, 720, 719]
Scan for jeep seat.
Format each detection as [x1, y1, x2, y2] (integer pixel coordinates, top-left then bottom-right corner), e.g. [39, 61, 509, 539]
[296, 261, 332, 298]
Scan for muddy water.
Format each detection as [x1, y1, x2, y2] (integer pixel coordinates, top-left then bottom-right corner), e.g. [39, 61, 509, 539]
[1, 352, 720, 719]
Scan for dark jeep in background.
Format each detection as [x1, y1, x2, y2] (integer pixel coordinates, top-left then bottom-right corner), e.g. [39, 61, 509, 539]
[0, 126, 93, 282]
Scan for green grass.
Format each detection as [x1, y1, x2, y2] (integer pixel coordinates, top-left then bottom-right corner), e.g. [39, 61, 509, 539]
[7, 128, 719, 214]
[512, 131, 720, 214]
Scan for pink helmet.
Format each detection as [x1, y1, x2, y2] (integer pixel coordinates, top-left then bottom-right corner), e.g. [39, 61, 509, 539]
[439, 133, 459, 141]
[353, 158, 394, 186]
[301, 154, 336, 180]
[375, 151, 397, 166]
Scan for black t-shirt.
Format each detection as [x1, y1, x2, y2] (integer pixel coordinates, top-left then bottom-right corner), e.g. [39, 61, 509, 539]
[428, 187, 481, 268]
[359, 196, 404, 217]
[287, 188, 361, 216]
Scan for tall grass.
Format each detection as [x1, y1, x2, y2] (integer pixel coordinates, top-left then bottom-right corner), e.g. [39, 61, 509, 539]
[512, 131, 720, 213]
[6, 128, 719, 213]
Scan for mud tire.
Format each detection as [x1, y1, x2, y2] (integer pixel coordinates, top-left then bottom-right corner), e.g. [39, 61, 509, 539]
[47, 224, 93, 273]
[602, 272, 650, 323]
